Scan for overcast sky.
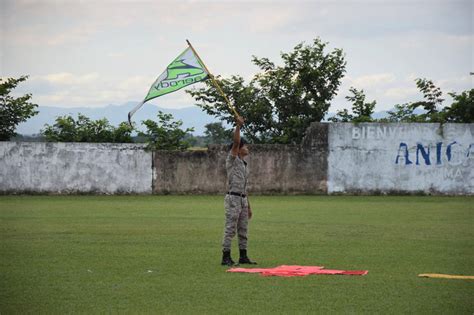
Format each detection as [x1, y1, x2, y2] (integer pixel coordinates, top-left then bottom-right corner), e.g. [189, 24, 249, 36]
[1, 0, 472, 113]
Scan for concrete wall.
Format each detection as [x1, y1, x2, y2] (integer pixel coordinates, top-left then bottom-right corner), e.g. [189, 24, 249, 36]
[153, 147, 227, 194]
[328, 123, 474, 195]
[1, 122, 472, 195]
[153, 126, 328, 195]
[0, 142, 152, 194]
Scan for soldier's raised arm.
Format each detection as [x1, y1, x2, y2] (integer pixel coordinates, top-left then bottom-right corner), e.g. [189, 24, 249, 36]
[231, 115, 244, 157]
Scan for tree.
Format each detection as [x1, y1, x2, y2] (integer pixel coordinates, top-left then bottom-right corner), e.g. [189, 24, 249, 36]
[187, 38, 346, 144]
[383, 78, 446, 123]
[139, 111, 194, 150]
[77, 116, 114, 142]
[113, 122, 134, 143]
[443, 89, 474, 123]
[0, 76, 39, 141]
[204, 122, 232, 144]
[42, 113, 133, 143]
[383, 103, 420, 123]
[411, 78, 444, 115]
[42, 115, 78, 142]
[329, 87, 376, 122]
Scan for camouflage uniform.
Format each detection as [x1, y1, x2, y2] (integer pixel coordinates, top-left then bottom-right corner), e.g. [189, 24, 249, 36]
[222, 152, 250, 251]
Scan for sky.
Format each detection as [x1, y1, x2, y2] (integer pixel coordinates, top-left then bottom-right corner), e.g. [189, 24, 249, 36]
[1, 0, 472, 113]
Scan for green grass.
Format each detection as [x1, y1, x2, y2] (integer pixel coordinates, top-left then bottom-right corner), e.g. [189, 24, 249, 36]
[0, 195, 473, 314]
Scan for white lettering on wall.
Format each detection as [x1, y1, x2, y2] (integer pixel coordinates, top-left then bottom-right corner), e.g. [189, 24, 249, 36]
[352, 126, 400, 140]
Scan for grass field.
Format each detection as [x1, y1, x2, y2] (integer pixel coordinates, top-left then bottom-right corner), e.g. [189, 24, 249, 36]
[0, 195, 473, 313]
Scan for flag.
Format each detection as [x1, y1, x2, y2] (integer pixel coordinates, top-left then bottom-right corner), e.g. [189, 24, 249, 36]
[128, 46, 209, 124]
[144, 47, 208, 102]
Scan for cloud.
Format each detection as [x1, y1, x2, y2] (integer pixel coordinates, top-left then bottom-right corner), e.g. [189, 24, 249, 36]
[43, 72, 100, 85]
[399, 31, 473, 50]
[384, 87, 419, 100]
[10, 71, 200, 108]
[344, 73, 396, 89]
[10, 72, 119, 107]
[245, 6, 300, 33]
[107, 52, 127, 58]
[3, 1, 139, 47]
[46, 24, 101, 46]
[3, 0, 471, 113]
[438, 76, 473, 93]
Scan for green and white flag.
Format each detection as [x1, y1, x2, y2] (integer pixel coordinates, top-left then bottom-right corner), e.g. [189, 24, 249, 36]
[128, 46, 209, 123]
[144, 47, 208, 102]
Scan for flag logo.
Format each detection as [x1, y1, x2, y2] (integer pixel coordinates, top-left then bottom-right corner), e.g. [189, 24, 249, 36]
[165, 59, 205, 80]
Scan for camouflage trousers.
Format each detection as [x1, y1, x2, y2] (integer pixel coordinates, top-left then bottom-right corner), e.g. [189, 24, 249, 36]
[222, 194, 249, 251]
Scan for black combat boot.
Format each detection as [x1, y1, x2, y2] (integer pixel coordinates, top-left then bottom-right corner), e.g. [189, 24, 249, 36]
[221, 249, 235, 266]
[238, 249, 257, 265]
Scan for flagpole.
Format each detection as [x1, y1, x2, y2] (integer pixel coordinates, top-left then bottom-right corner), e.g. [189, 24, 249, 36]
[186, 39, 240, 118]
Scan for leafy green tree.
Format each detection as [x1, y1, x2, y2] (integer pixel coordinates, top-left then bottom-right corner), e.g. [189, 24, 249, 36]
[77, 116, 114, 142]
[329, 108, 352, 122]
[382, 78, 446, 123]
[204, 122, 232, 144]
[329, 87, 376, 122]
[42, 113, 133, 143]
[411, 78, 444, 115]
[187, 38, 346, 144]
[0, 76, 39, 140]
[443, 89, 474, 123]
[139, 111, 194, 150]
[383, 103, 420, 122]
[182, 134, 208, 148]
[42, 115, 77, 141]
[113, 122, 134, 143]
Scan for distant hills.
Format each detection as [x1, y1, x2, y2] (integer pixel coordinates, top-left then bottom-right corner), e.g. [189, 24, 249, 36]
[16, 102, 393, 136]
[16, 102, 219, 136]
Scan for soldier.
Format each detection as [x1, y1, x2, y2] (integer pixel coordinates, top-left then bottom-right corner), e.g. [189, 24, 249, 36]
[221, 115, 257, 266]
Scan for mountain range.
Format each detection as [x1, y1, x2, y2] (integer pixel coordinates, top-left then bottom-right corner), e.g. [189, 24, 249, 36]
[16, 102, 393, 136]
[16, 102, 219, 136]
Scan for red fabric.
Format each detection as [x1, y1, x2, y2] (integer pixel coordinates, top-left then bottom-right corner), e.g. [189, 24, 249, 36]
[227, 265, 368, 277]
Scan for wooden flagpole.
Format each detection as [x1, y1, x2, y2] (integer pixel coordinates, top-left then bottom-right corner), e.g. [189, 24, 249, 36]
[186, 39, 240, 118]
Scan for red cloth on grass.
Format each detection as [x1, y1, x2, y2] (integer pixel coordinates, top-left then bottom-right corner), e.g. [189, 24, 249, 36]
[227, 265, 368, 277]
